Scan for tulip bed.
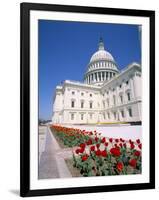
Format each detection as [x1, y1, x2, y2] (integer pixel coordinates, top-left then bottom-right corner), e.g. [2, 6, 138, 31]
[51, 125, 100, 147]
[51, 125, 142, 177]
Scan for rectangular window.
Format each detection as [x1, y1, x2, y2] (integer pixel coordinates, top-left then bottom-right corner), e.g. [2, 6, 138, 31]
[103, 101, 105, 108]
[81, 101, 84, 108]
[71, 101, 75, 108]
[90, 102, 93, 109]
[107, 99, 109, 107]
[120, 95, 123, 104]
[89, 113, 92, 119]
[127, 92, 131, 101]
[81, 92, 84, 96]
[113, 96, 116, 105]
[128, 108, 132, 117]
[71, 113, 74, 120]
[121, 110, 124, 118]
[81, 114, 84, 120]
[108, 112, 110, 119]
[114, 112, 116, 120]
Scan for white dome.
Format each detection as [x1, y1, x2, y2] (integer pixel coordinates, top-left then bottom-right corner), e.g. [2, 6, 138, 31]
[84, 38, 119, 86]
[90, 49, 114, 63]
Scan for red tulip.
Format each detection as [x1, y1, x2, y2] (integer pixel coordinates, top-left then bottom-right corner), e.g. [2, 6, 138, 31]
[101, 137, 106, 143]
[116, 162, 124, 172]
[136, 139, 141, 144]
[101, 150, 107, 157]
[123, 143, 127, 148]
[79, 143, 86, 149]
[115, 139, 119, 143]
[129, 159, 137, 168]
[90, 145, 95, 151]
[134, 150, 141, 157]
[96, 143, 100, 149]
[130, 143, 135, 149]
[95, 149, 101, 156]
[119, 143, 123, 148]
[82, 154, 88, 161]
[75, 149, 80, 154]
[79, 148, 85, 154]
[105, 142, 109, 147]
[95, 137, 99, 142]
[109, 138, 113, 143]
[138, 143, 142, 149]
[110, 147, 121, 157]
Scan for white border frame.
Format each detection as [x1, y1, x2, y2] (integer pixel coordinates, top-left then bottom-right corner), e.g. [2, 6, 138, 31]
[30, 10, 150, 190]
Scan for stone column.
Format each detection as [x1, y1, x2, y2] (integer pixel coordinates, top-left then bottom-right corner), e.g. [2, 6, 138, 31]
[97, 72, 99, 82]
[107, 72, 110, 81]
[130, 77, 135, 99]
[100, 72, 102, 81]
[132, 73, 141, 99]
[93, 73, 95, 82]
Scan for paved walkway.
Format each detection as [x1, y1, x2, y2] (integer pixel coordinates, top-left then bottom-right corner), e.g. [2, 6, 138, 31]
[38, 126, 72, 179]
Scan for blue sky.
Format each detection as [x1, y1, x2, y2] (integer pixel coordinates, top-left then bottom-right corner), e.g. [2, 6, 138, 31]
[38, 20, 141, 120]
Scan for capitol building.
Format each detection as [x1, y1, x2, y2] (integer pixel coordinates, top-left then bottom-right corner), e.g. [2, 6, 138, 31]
[52, 38, 141, 124]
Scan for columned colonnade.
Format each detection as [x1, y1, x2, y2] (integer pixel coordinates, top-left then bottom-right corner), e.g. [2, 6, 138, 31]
[85, 71, 116, 84]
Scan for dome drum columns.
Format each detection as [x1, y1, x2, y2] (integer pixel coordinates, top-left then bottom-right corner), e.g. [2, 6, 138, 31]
[85, 71, 117, 85]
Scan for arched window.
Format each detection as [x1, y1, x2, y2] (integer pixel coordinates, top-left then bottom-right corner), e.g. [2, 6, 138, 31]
[71, 113, 74, 120]
[113, 95, 116, 105]
[127, 92, 131, 101]
[128, 108, 133, 117]
[119, 93, 123, 104]
[71, 100, 75, 108]
[81, 113, 84, 120]
[121, 110, 124, 118]
[90, 101, 93, 109]
[81, 100, 84, 108]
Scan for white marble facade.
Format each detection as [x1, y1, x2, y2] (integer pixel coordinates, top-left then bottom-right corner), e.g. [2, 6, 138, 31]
[52, 38, 142, 124]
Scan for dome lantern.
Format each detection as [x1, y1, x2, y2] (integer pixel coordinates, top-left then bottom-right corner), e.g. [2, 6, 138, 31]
[98, 37, 105, 50]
